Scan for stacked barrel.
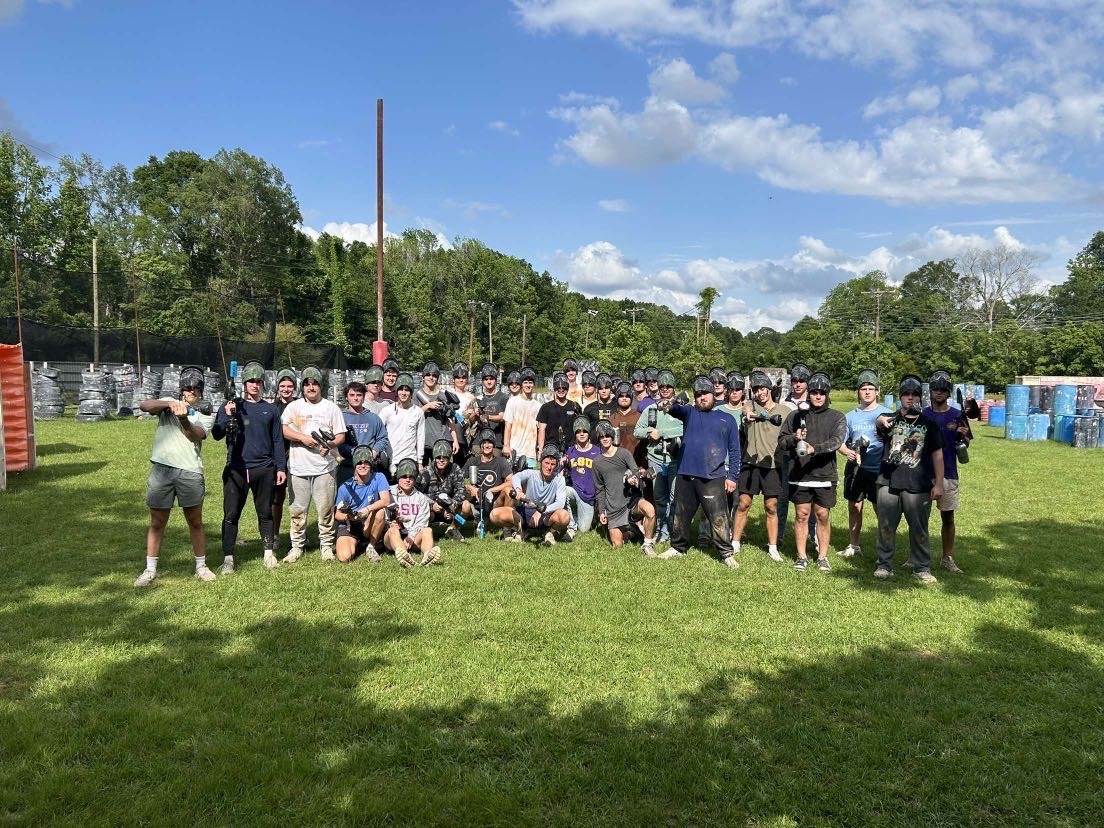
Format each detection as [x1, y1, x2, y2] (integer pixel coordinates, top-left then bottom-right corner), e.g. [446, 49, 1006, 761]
[1005, 382, 1103, 447]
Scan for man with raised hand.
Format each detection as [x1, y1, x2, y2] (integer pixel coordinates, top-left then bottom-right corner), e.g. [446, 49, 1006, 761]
[657, 375, 742, 569]
[212, 360, 287, 573]
[732, 370, 786, 563]
[839, 370, 891, 560]
[536, 371, 582, 455]
[922, 370, 972, 575]
[280, 365, 347, 563]
[503, 366, 541, 465]
[634, 369, 683, 546]
[778, 372, 847, 573]
[380, 372, 425, 474]
[134, 365, 217, 587]
[593, 421, 658, 556]
[872, 375, 945, 584]
[491, 444, 571, 545]
[334, 445, 392, 563]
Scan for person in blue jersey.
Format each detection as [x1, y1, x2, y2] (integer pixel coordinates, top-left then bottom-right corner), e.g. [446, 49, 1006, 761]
[656, 375, 742, 569]
[211, 361, 287, 574]
[838, 370, 891, 559]
[334, 445, 392, 563]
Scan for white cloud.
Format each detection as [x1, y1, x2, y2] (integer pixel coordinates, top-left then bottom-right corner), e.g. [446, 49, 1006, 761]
[559, 240, 642, 291]
[299, 221, 398, 244]
[296, 138, 333, 149]
[551, 96, 698, 168]
[488, 120, 520, 137]
[863, 84, 941, 119]
[1, 0, 75, 24]
[648, 58, 726, 104]
[944, 74, 980, 103]
[598, 199, 630, 212]
[708, 52, 740, 85]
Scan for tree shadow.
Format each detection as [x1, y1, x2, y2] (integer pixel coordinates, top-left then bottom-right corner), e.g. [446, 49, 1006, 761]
[34, 442, 89, 457]
[0, 599, 1097, 825]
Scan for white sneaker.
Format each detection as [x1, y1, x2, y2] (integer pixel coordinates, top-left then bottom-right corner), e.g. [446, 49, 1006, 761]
[421, 546, 442, 566]
[195, 565, 217, 582]
[657, 549, 685, 560]
[541, 531, 557, 547]
[220, 557, 235, 575]
[722, 555, 740, 570]
[134, 568, 156, 588]
[263, 551, 279, 570]
[320, 549, 336, 562]
[395, 547, 416, 568]
[282, 548, 303, 564]
[767, 548, 784, 563]
[641, 541, 657, 558]
[838, 544, 861, 558]
[940, 556, 964, 574]
[364, 543, 382, 563]
[565, 528, 577, 542]
[913, 570, 938, 585]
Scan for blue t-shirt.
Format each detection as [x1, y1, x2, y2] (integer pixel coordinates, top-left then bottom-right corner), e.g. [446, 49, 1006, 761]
[335, 472, 390, 513]
[922, 406, 972, 481]
[845, 404, 891, 472]
[566, 443, 601, 503]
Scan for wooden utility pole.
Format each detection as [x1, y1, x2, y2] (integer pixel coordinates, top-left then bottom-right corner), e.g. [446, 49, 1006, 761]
[12, 239, 23, 344]
[488, 306, 493, 364]
[375, 98, 385, 349]
[92, 235, 100, 365]
[870, 289, 887, 339]
[468, 315, 475, 368]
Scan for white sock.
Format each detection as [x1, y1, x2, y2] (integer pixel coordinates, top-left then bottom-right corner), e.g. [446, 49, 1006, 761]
[195, 556, 206, 570]
[645, 536, 655, 544]
[224, 554, 234, 565]
[145, 556, 158, 572]
[768, 544, 778, 555]
[733, 541, 741, 553]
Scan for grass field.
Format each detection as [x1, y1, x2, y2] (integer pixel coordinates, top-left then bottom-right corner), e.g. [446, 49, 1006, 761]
[2, 415, 1102, 826]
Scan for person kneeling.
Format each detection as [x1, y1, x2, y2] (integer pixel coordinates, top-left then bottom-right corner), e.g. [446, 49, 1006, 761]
[489, 444, 571, 546]
[334, 446, 392, 563]
[593, 421, 658, 557]
[382, 459, 441, 568]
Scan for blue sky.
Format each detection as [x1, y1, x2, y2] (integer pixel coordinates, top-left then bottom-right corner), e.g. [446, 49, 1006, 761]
[3, 0, 1103, 331]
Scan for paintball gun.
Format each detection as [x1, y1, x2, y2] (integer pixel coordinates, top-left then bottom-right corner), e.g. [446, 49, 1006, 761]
[508, 450, 530, 474]
[190, 400, 213, 416]
[742, 399, 783, 426]
[623, 467, 657, 492]
[433, 491, 466, 526]
[845, 433, 870, 465]
[415, 389, 461, 421]
[793, 411, 810, 457]
[953, 388, 972, 464]
[310, 427, 337, 452]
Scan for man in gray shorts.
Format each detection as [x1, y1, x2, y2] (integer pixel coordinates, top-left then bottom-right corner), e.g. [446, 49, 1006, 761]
[134, 366, 218, 587]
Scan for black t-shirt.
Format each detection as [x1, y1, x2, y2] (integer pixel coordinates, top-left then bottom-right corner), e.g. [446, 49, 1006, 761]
[537, 399, 581, 452]
[476, 389, 511, 448]
[585, 398, 616, 428]
[877, 412, 944, 492]
[462, 454, 512, 495]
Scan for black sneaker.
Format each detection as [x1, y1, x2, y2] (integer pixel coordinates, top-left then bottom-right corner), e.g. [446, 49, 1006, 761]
[794, 558, 809, 572]
[816, 557, 832, 573]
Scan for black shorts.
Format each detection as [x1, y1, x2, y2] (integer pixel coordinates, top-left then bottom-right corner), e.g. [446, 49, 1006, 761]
[515, 504, 552, 528]
[739, 466, 782, 497]
[788, 484, 837, 509]
[843, 465, 879, 503]
[336, 520, 373, 550]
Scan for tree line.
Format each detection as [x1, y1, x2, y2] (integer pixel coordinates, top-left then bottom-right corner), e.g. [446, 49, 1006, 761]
[2, 131, 1102, 386]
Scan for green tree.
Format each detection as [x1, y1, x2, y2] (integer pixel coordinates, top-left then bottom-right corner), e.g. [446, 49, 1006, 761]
[1050, 231, 1104, 320]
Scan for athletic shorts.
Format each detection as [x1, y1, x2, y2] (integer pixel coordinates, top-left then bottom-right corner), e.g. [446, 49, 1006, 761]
[788, 483, 837, 509]
[336, 520, 367, 540]
[843, 465, 879, 503]
[739, 466, 781, 497]
[515, 504, 553, 528]
[146, 462, 205, 510]
[937, 477, 960, 512]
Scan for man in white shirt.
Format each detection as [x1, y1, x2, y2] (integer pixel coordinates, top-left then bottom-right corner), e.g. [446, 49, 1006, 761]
[503, 366, 541, 465]
[280, 365, 346, 563]
[380, 372, 425, 473]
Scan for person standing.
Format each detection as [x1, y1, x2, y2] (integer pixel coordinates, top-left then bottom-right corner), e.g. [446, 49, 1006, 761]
[417, 361, 460, 466]
[380, 373, 425, 473]
[732, 371, 785, 562]
[212, 360, 287, 573]
[778, 372, 846, 573]
[778, 361, 814, 547]
[873, 375, 945, 584]
[563, 358, 584, 406]
[271, 368, 298, 553]
[503, 367, 541, 464]
[584, 373, 616, 429]
[656, 375, 741, 569]
[536, 372, 582, 454]
[134, 366, 218, 587]
[839, 370, 891, 559]
[280, 366, 346, 563]
[471, 362, 510, 452]
[634, 370, 683, 545]
[922, 370, 971, 574]
[378, 358, 400, 402]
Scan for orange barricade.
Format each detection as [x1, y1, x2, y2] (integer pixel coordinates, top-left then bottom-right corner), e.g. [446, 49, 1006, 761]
[0, 343, 35, 473]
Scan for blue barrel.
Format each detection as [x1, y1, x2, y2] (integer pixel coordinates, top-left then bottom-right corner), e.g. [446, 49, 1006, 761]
[1097, 416, 1104, 448]
[884, 393, 895, 408]
[1027, 413, 1051, 441]
[1053, 385, 1077, 416]
[1052, 414, 1076, 444]
[988, 404, 1007, 427]
[974, 384, 985, 400]
[1005, 414, 1028, 440]
[1006, 384, 1030, 416]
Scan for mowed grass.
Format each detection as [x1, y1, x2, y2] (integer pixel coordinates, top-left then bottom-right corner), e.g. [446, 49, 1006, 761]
[1, 414, 1102, 826]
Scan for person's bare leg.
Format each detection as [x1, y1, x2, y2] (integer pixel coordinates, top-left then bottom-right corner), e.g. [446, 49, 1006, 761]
[147, 508, 170, 557]
[814, 504, 831, 560]
[182, 504, 206, 559]
[764, 497, 778, 546]
[733, 494, 753, 543]
[848, 500, 864, 547]
[794, 503, 811, 560]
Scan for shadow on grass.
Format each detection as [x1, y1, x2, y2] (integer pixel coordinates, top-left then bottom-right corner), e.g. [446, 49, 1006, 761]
[34, 442, 89, 457]
[0, 589, 1099, 826]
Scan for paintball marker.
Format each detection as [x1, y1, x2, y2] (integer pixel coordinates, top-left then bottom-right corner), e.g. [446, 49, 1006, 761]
[952, 389, 972, 464]
[508, 450, 530, 474]
[433, 491, 466, 526]
[793, 411, 810, 457]
[623, 467, 656, 492]
[191, 400, 213, 416]
[845, 433, 870, 465]
[742, 399, 783, 426]
[416, 389, 461, 421]
[310, 427, 337, 452]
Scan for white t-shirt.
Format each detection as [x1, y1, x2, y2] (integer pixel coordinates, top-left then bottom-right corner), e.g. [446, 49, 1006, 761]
[504, 395, 541, 458]
[380, 402, 425, 468]
[150, 400, 214, 474]
[282, 397, 346, 476]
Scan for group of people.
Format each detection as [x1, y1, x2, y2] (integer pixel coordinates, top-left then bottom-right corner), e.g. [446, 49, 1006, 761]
[134, 357, 972, 587]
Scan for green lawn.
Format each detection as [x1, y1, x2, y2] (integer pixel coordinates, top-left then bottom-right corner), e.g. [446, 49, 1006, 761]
[2, 416, 1102, 826]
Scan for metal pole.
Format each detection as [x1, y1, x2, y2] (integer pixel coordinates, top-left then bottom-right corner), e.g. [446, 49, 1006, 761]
[92, 235, 100, 365]
[521, 313, 527, 367]
[488, 306, 493, 364]
[376, 98, 385, 344]
[131, 268, 142, 376]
